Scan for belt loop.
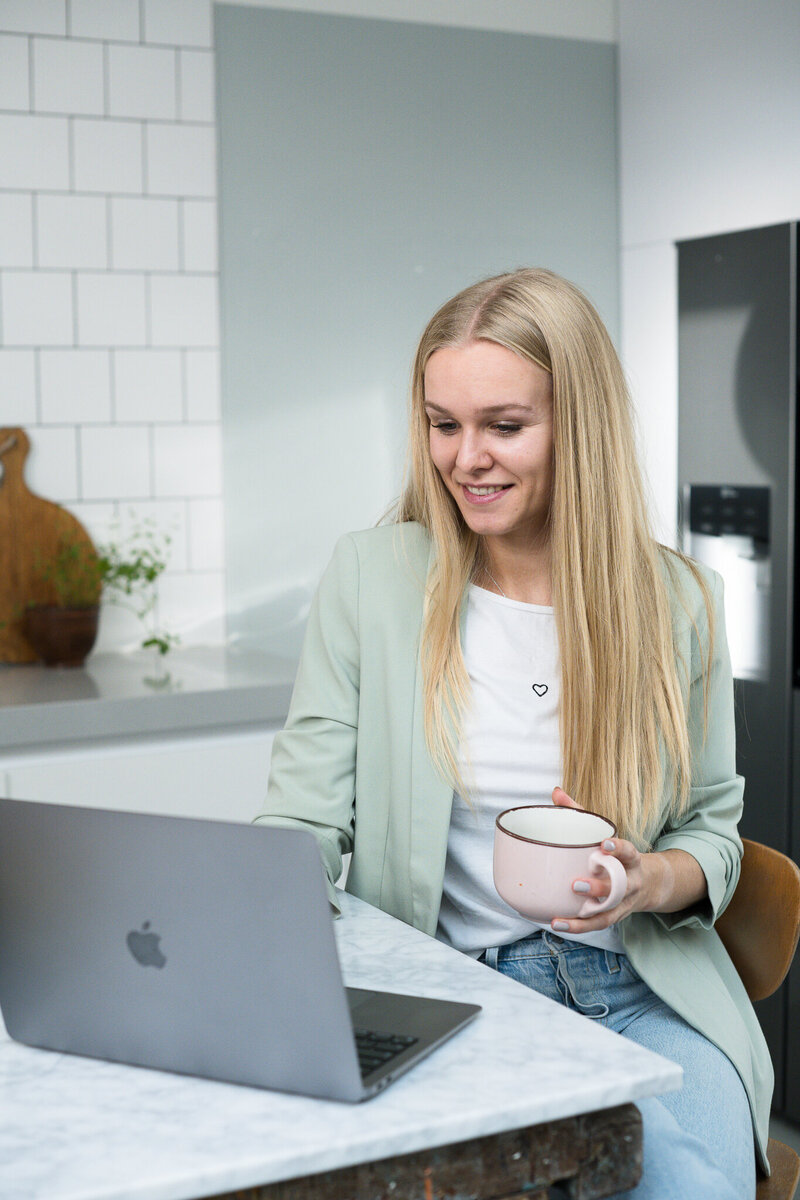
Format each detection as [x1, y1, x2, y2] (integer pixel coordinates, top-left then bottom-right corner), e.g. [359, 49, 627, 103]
[604, 949, 621, 974]
[482, 945, 500, 970]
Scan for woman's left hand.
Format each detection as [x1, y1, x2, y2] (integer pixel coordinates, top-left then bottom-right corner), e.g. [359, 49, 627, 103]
[549, 786, 703, 933]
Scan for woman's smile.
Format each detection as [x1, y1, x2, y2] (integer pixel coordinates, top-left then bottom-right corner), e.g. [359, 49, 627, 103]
[461, 483, 513, 503]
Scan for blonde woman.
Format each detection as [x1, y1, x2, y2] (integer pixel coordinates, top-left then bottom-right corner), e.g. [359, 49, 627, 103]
[259, 268, 770, 1199]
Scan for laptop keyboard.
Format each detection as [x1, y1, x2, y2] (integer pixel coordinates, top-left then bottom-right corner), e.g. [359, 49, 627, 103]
[354, 1028, 419, 1077]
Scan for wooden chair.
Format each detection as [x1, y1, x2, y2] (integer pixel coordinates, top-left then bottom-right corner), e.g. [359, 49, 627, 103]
[715, 839, 800, 1200]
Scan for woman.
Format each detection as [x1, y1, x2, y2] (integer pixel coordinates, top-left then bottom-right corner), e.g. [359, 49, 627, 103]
[258, 268, 771, 1198]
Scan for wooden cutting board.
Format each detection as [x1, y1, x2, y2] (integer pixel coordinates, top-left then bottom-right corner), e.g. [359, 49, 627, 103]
[0, 427, 100, 663]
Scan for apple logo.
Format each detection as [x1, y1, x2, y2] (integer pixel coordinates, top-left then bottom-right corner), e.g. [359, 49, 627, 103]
[126, 921, 167, 969]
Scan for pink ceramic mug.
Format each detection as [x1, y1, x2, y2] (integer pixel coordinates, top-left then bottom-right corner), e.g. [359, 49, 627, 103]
[493, 805, 628, 922]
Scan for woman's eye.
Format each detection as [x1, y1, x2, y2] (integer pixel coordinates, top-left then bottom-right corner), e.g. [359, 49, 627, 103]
[431, 421, 458, 434]
[494, 423, 522, 435]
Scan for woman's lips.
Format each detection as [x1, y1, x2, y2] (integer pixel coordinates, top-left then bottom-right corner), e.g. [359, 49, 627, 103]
[460, 484, 512, 505]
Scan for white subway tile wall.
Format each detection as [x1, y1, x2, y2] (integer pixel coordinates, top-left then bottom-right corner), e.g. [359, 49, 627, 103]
[0, 34, 29, 109]
[110, 196, 180, 270]
[185, 348, 220, 420]
[2, 271, 74, 345]
[0, 114, 71, 189]
[0, 349, 37, 422]
[40, 348, 112, 423]
[107, 43, 177, 120]
[114, 348, 183, 422]
[181, 199, 217, 271]
[178, 48, 214, 122]
[37, 193, 108, 268]
[150, 273, 218, 346]
[0, 0, 225, 652]
[152, 422, 222, 497]
[143, 1, 213, 50]
[0, 2, 66, 37]
[73, 118, 144, 192]
[24, 425, 80, 500]
[70, 0, 140, 44]
[76, 272, 147, 346]
[80, 423, 152, 499]
[0, 192, 34, 266]
[33, 37, 105, 115]
[145, 122, 216, 196]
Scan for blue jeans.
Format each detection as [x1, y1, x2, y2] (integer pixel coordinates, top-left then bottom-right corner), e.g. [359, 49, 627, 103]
[482, 932, 756, 1200]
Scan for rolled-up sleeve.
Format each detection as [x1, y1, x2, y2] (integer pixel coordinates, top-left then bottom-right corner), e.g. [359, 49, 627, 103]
[653, 568, 744, 931]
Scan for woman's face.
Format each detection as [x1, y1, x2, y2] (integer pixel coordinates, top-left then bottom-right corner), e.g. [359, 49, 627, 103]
[424, 340, 554, 553]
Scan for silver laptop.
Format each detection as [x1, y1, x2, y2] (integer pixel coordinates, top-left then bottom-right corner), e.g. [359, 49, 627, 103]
[0, 797, 480, 1101]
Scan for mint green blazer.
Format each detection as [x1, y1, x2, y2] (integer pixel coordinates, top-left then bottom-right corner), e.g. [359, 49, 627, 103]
[257, 522, 772, 1171]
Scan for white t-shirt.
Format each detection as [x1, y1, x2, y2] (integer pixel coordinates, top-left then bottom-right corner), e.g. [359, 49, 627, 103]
[436, 584, 624, 956]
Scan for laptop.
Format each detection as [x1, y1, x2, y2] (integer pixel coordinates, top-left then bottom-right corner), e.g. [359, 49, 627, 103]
[0, 797, 480, 1102]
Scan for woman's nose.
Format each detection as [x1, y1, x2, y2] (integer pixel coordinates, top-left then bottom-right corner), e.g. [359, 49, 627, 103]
[455, 432, 492, 472]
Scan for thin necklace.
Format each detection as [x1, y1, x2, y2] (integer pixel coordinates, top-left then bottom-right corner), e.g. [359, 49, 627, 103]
[482, 567, 507, 598]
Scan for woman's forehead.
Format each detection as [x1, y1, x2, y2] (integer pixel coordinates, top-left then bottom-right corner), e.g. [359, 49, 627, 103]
[423, 343, 552, 406]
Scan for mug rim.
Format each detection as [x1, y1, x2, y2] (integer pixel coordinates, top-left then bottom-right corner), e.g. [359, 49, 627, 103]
[495, 804, 617, 849]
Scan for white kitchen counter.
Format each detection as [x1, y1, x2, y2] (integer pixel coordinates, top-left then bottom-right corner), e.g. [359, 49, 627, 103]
[0, 646, 295, 752]
[0, 892, 682, 1200]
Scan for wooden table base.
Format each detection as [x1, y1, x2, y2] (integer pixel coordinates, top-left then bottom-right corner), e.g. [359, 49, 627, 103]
[207, 1102, 643, 1200]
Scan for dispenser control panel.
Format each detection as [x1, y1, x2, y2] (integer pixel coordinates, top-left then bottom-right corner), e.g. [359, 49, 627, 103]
[688, 485, 769, 542]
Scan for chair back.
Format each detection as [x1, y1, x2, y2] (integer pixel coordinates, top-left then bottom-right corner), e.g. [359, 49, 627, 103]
[715, 838, 800, 1002]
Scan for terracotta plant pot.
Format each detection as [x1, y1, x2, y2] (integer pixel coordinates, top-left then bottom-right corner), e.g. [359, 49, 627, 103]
[22, 605, 100, 668]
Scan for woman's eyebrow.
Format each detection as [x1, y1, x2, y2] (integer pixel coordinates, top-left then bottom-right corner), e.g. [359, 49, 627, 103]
[424, 401, 534, 415]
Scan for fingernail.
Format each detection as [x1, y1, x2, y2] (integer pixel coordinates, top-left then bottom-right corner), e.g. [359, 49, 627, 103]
[572, 881, 591, 894]
[602, 840, 615, 852]
[552, 920, 570, 931]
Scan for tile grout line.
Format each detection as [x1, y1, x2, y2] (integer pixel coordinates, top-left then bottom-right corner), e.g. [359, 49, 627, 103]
[180, 348, 188, 421]
[26, 31, 34, 112]
[75, 420, 83, 502]
[33, 347, 42, 424]
[177, 197, 185, 272]
[26, 33, 33, 112]
[148, 422, 156, 498]
[31, 192, 39, 268]
[106, 195, 113, 269]
[102, 41, 110, 118]
[109, 348, 116, 423]
[67, 115, 75, 190]
[0, 107, 214, 126]
[71, 270, 78, 347]
[144, 272, 152, 347]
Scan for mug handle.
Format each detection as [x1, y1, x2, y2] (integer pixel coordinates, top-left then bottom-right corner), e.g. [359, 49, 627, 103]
[576, 849, 628, 917]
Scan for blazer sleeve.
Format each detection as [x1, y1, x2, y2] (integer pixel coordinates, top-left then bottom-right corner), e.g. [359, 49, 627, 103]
[651, 567, 744, 931]
[254, 534, 361, 910]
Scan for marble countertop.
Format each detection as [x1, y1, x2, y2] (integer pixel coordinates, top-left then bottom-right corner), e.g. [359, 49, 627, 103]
[0, 646, 296, 752]
[0, 892, 682, 1200]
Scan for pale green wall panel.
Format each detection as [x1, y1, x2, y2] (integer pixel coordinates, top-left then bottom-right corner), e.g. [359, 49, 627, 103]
[215, 5, 618, 654]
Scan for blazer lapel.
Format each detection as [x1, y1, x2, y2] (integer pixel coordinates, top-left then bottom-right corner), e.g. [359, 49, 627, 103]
[407, 547, 469, 934]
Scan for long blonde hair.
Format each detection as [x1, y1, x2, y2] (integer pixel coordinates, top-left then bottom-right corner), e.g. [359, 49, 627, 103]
[397, 267, 711, 845]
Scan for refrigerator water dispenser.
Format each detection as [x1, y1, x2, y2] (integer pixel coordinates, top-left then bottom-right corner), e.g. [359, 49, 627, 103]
[682, 485, 770, 683]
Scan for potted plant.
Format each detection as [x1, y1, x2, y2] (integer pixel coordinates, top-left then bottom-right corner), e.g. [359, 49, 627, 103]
[22, 538, 104, 667]
[23, 520, 176, 668]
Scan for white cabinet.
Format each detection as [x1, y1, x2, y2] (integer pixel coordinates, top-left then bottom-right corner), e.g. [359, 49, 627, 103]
[1, 725, 282, 824]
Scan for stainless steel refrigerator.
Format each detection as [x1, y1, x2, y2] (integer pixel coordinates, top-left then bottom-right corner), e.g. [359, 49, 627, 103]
[677, 221, 798, 1117]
